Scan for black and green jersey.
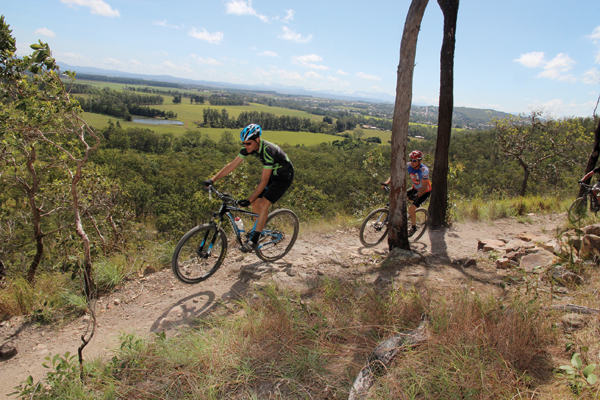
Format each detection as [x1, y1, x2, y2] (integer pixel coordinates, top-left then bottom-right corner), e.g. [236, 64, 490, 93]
[239, 139, 293, 177]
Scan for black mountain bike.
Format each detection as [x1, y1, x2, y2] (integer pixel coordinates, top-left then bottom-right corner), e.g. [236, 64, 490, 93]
[568, 181, 600, 223]
[171, 185, 299, 284]
[359, 186, 429, 247]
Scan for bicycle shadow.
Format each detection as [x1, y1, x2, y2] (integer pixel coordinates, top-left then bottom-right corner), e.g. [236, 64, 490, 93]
[150, 279, 250, 333]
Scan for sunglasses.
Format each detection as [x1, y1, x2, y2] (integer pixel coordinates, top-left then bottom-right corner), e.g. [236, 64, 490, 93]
[410, 159, 420, 162]
[243, 141, 255, 146]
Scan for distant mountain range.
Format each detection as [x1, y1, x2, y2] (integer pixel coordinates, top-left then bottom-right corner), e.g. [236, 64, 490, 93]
[57, 62, 419, 105]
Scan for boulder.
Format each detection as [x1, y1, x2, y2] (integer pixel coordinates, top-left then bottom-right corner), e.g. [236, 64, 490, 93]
[519, 249, 554, 273]
[495, 258, 512, 269]
[548, 266, 584, 286]
[381, 248, 422, 269]
[561, 313, 587, 331]
[583, 224, 600, 236]
[0, 341, 17, 360]
[581, 234, 600, 258]
[515, 233, 537, 242]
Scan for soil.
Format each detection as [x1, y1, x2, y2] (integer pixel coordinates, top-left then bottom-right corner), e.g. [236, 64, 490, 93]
[0, 213, 565, 398]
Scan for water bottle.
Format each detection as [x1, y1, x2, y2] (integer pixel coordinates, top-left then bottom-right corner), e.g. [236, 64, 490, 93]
[234, 216, 245, 233]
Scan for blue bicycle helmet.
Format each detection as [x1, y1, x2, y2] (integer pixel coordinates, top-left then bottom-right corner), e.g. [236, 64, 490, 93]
[240, 124, 262, 142]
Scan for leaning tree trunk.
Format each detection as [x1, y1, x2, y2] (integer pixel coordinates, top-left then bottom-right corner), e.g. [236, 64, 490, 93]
[580, 117, 600, 196]
[429, 0, 459, 229]
[388, 0, 430, 250]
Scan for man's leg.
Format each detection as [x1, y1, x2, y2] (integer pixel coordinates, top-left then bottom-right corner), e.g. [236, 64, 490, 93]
[408, 203, 417, 226]
[241, 197, 272, 252]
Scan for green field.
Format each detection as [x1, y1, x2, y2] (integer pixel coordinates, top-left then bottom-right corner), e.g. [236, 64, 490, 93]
[81, 112, 338, 145]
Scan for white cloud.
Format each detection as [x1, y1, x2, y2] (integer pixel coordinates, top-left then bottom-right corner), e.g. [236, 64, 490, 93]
[225, 0, 269, 23]
[191, 54, 222, 65]
[56, 51, 92, 65]
[515, 52, 577, 82]
[154, 20, 183, 29]
[327, 76, 350, 86]
[537, 53, 576, 81]
[259, 50, 278, 57]
[34, 28, 56, 38]
[336, 69, 349, 75]
[60, 0, 120, 17]
[514, 51, 546, 68]
[188, 28, 224, 44]
[305, 71, 323, 79]
[587, 26, 600, 44]
[283, 10, 294, 23]
[291, 54, 329, 70]
[582, 68, 600, 84]
[356, 72, 381, 81]
[279, 27, 312, 43]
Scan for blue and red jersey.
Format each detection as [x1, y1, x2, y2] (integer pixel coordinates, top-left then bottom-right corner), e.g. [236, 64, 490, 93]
[407, 162, 432, 192]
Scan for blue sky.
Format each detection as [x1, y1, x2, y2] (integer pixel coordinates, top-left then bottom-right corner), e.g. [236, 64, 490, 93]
[4, 0, 600, 117]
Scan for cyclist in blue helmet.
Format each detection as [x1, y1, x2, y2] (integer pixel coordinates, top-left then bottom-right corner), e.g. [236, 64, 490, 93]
[204, 124, 294, 253]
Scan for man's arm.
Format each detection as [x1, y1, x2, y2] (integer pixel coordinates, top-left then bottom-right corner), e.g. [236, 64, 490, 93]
[248, 168, 272, 203]
[211, 156, 244, 182]
[417, 180, 429, 197]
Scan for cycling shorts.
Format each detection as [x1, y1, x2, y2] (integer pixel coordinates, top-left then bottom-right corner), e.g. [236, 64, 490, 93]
[407, 188, 430, 207]
[258, 171, 294, 204]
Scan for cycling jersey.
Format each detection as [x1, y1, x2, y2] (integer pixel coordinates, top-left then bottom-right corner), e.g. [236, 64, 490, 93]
[239, 139, 293, 177]
[407, 162, 432, 192]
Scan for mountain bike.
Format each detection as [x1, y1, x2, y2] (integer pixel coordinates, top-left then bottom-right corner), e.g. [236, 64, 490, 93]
[171, 185, 299, 284]
[359, 186, 429, 247]
[568, 181, 600, 223]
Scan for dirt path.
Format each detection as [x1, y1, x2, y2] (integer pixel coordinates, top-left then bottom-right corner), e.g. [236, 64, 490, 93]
[0, 213, 564, 398]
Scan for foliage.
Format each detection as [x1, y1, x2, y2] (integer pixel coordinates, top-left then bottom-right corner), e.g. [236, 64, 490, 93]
[559, 352, 598, 395]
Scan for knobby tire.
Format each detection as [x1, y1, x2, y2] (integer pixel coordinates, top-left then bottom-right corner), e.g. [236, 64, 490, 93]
[171, 224, 228, 284]
[256, 209, 299, 262]
[359, 208, 390, 247]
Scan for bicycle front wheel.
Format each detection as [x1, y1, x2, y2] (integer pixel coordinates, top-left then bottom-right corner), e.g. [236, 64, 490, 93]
[359, 208, 390, 247]
[171, 225, 228, 284]
[409, 208, 429, 242]
[256, 209, 299, 262]
[568, 196, 588, 224]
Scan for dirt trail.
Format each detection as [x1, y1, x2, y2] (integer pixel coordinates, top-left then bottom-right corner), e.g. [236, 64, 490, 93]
[0, 213, 564, 398]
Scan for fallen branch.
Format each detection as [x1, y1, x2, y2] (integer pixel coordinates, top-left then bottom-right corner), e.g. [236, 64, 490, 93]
[348, 315, 429, 400]
[551, 304, 600, 315]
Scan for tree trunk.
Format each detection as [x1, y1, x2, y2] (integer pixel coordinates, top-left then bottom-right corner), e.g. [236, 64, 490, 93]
[520, 167, 530, 197]
[25, 146, 43, 284]
[429, 0, 459, 229]
[580, 118, 600, 196]
[388, 0, 430, 250]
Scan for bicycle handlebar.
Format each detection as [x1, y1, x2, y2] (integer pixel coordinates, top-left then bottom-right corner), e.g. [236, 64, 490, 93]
[206, 185, 239, 206]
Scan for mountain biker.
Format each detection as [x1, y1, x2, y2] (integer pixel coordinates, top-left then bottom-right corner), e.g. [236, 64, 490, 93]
[381, 150, 432, 236]
[579, 166, 600, 202]
[204, 124, 294, 253]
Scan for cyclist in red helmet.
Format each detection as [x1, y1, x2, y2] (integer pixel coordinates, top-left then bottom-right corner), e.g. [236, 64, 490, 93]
[204, 124, 294, 252]
[382, 150, 432, 236]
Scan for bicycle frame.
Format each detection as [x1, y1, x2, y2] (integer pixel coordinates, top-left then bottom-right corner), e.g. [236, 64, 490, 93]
[206, 186, 284, 249]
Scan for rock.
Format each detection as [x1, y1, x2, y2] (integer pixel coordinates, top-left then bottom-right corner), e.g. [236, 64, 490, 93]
[477, 239, 506, 252]
[380, 248, 421, 269]
[0, 341, 17, 360]
[505, 250, 527, 262]
[519, 250, 554, 273]
[539, 240, 558, 253]
[515, 233, 536, 242]
[504, 239, 530, 252]
[495, 258, 512, 269]
[113, 299, 121, 306]
[548, 266, 584, 286]
[581, 234, 600, 258]
[143, 266, 156, 276]
[561, 313, 587, 331]
[286, 268, 297, 277]
[583, 224, 600, 236]
[463, 258, 477, 268]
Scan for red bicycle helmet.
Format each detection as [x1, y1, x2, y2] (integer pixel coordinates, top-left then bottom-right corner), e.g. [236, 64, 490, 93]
[409, 150, 423, 160]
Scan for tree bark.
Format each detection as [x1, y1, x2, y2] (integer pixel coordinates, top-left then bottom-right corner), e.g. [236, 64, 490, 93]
[429, 0, 459, 229]
[388, 0, 430, 250]
[580, 118, 600, 196]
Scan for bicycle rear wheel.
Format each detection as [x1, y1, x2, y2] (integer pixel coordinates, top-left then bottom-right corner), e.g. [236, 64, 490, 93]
[568, 196, 588, 224]
[409, 208, 429, 242]
[359, 207, 390, 247]
[256, 209, 299, 262]
[171, 225, 227, 284]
